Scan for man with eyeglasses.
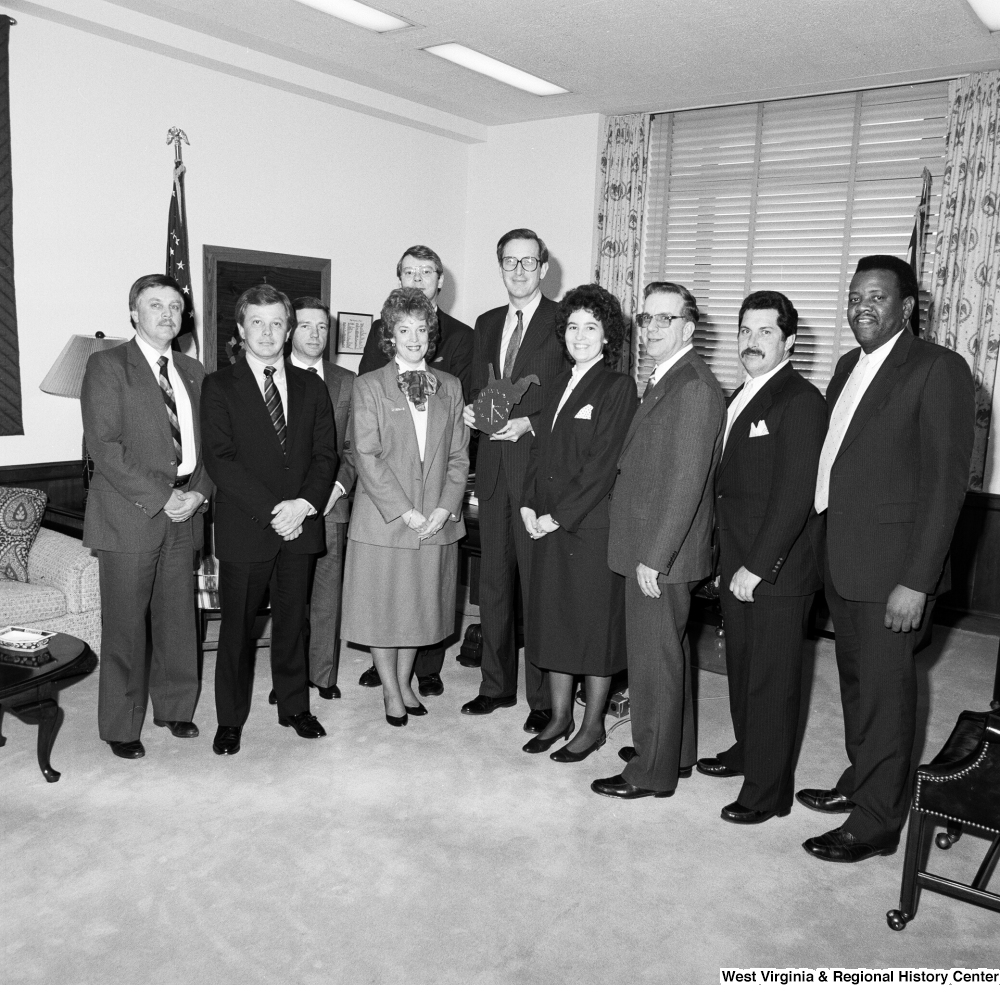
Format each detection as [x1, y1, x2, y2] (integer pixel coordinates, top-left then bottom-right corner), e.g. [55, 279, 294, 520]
[593, 282, 725, 800]
[460, 228, 565, 734]
[356, 245, 473, 697]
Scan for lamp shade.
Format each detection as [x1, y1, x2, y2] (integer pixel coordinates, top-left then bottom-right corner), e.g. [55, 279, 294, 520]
[39, 333, 128, 398]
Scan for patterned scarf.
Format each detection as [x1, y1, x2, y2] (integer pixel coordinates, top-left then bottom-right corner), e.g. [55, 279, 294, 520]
[397, 369, 438, 411]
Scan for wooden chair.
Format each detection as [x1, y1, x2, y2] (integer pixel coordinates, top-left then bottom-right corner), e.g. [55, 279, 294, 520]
[887, 709, 1000, 930]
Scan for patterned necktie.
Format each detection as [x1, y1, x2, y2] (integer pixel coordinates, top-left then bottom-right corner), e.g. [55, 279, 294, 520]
[814, 353, 869, 513]
[157, 356, 183, 461]
[641, 373, 655, 402]
[503, 309, 523, 379]
[263, 366, 287, 452]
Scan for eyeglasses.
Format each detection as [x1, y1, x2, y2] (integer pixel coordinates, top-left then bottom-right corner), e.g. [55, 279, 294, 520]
[401, 266, 439, 279]
[637, 312, 686, 330]
[500, 256, 541, 272]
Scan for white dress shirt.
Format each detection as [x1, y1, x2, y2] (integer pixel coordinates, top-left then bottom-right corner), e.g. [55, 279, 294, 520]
[395, 355, 430, 462]
[723, 356, 790, 450]
[500, 292, 543, 374]
[134, 335, 196, 477]
[244, 349, 289, 423]
[553, 353, 603, 427]
[290, 352, 324, 381]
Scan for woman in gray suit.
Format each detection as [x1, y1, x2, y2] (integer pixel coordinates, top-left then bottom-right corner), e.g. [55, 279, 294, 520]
[340, 288, 469, 726]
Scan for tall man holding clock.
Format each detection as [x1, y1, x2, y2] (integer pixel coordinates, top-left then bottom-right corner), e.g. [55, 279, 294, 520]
[460, 228, 566, 733]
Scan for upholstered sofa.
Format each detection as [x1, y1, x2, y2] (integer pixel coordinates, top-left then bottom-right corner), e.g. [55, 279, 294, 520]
[0, 527, 101, 655]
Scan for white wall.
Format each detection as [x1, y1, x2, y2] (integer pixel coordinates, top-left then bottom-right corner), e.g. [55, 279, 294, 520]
[1, 13, 471, 465]
[457, 115, 603, 325]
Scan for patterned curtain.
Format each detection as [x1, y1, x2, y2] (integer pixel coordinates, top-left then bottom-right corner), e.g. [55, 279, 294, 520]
[926, 71, 1000, 490]
[593, 114, 650, 383]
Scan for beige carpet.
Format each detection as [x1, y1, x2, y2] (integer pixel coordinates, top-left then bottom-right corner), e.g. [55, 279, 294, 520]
[4, 618, 999, 984]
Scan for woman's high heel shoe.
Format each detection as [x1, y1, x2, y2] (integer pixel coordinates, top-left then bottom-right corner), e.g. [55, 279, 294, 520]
[550, 730, 606, 762]
[404, 702, 428, 716]
[522, 718, 574, 754]
[385, 710, 408, 727]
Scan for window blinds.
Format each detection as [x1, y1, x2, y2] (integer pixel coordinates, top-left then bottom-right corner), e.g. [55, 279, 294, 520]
[641, 82, 949, 392]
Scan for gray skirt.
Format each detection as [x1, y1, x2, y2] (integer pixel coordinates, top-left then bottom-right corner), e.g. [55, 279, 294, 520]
[340, 539, 458, 648]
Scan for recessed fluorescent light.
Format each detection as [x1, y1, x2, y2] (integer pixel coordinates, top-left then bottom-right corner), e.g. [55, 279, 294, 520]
[967, 0, 1000, 30]
[292, 0, 410, 33]
[424, 43, 568, 96]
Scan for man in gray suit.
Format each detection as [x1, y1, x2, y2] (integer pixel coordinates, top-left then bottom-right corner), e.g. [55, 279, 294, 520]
[593, 282, 725, 799]
[81, 273, 213, 759]
[283, 297, 356, 700]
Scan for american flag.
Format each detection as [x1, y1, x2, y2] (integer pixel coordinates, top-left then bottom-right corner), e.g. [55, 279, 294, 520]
[167, 159, 195, 341]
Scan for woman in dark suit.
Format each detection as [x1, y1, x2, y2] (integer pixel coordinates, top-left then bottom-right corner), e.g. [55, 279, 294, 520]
[340, 288, 469, 726]
[519, 284, 637, 761]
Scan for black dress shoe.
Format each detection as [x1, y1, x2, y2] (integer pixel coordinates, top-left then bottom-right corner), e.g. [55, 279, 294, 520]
[461, 694, 516, 716]
[385, 710, 408, 727]
[268, 689, 277, 706]
[550, 731, 606, 763]
[617, 747, 691, 777]
[311, 681, 341, 700]
[696, 756, 743, 778]
[418, 673, 444, 697]
[404, 702, 428, 716]
[591, 773, 673, 799]
[153, 719, 199, 738]
[796, 788, 857, 814]
[522, 718, 574, 754]
[523, 708, 553, 734]
[359, 665, 381, 687]
[803, 827, 897, 863]
[213, 726, 242, 756]
[720, 800, 791, 825]
[279, 711, 326, 738]
[108, 739, 145, 759]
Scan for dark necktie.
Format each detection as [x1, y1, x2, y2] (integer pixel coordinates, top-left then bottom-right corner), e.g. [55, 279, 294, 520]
[503, 309, 523, 379]
[263, 366, 287, 452]
[157, 356, 183, 461]
[641, 374, 655, 402]
[308, 367, 318, 374]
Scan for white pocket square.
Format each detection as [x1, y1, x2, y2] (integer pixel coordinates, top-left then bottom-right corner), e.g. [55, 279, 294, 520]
[574, 404, 593, 420]
[749, 420, 769, 437]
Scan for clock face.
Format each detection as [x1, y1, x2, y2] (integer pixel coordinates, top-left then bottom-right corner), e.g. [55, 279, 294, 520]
[473, 385, 514, 434]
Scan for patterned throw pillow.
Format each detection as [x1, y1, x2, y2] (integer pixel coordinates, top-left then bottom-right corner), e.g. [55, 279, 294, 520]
[0, 486, 48, 582]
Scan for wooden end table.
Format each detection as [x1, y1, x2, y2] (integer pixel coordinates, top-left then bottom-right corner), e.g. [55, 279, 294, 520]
[0, 633, 98, 782]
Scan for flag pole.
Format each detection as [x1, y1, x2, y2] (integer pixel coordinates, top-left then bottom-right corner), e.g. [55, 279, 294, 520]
[165, 127, 196, 353]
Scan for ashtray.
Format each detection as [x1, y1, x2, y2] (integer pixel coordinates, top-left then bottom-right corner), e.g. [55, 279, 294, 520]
[0, 626, 56, 666]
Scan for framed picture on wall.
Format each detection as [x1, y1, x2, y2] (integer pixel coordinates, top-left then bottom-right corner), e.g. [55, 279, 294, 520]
[338, 312, 373, 355]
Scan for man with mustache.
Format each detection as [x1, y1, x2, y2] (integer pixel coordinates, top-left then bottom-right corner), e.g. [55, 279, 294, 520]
[696, 291, 826, 825]
[81, 274, 213, 759]
[798, 255, 975, 862]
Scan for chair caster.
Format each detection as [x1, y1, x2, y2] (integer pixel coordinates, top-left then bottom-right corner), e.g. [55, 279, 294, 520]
[935, 822, 962, 850]
[886, 909, 909, 931]
[458, 624, 482, 667]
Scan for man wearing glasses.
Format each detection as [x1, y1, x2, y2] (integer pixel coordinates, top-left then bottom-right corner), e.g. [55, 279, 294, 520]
[460, 228, 565, 733]
[356, 244, 473, 697]
[593, 282, 725, 799]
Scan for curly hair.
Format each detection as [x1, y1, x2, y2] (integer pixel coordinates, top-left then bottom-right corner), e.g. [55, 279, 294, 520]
[378, 287, 440, 361]
[554, 284, 626, 366]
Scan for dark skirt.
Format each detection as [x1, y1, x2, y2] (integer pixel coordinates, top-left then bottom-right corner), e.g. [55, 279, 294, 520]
[525, 524, 627, 677]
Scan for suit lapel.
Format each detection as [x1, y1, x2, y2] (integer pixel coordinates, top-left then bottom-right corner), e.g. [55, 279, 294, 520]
[620, 348, 695, 454]
[552, 362, 603, 434]
[126, 339, 174, 452]
[487, 310, 505, 376]
[285, 362, 306, 460]
[383, 361, 422, 473]
[422, 372, 448, 477]
[719, 365, 788, 473]
[510, 298, 550, 379]
[836, 331, 913, 460]
[235, 357, 284, 457]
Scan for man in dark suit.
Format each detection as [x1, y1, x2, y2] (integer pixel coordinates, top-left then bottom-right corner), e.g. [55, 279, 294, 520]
[286, 297, 356, 700]
[593, 282, 725, 799]
[201, 285, 338, 756]
[798, 255, 975, 862]
[460, 228, 566, 733]
[695, 291, 826, 824]
[81, 273, 213, 759]
[356, 245, 473, 697]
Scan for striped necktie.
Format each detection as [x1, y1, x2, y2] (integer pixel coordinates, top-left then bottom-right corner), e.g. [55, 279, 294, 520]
[503, 309, 523, 379]
[263, 366, 287, 452]
[157, 356, 183, 461]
